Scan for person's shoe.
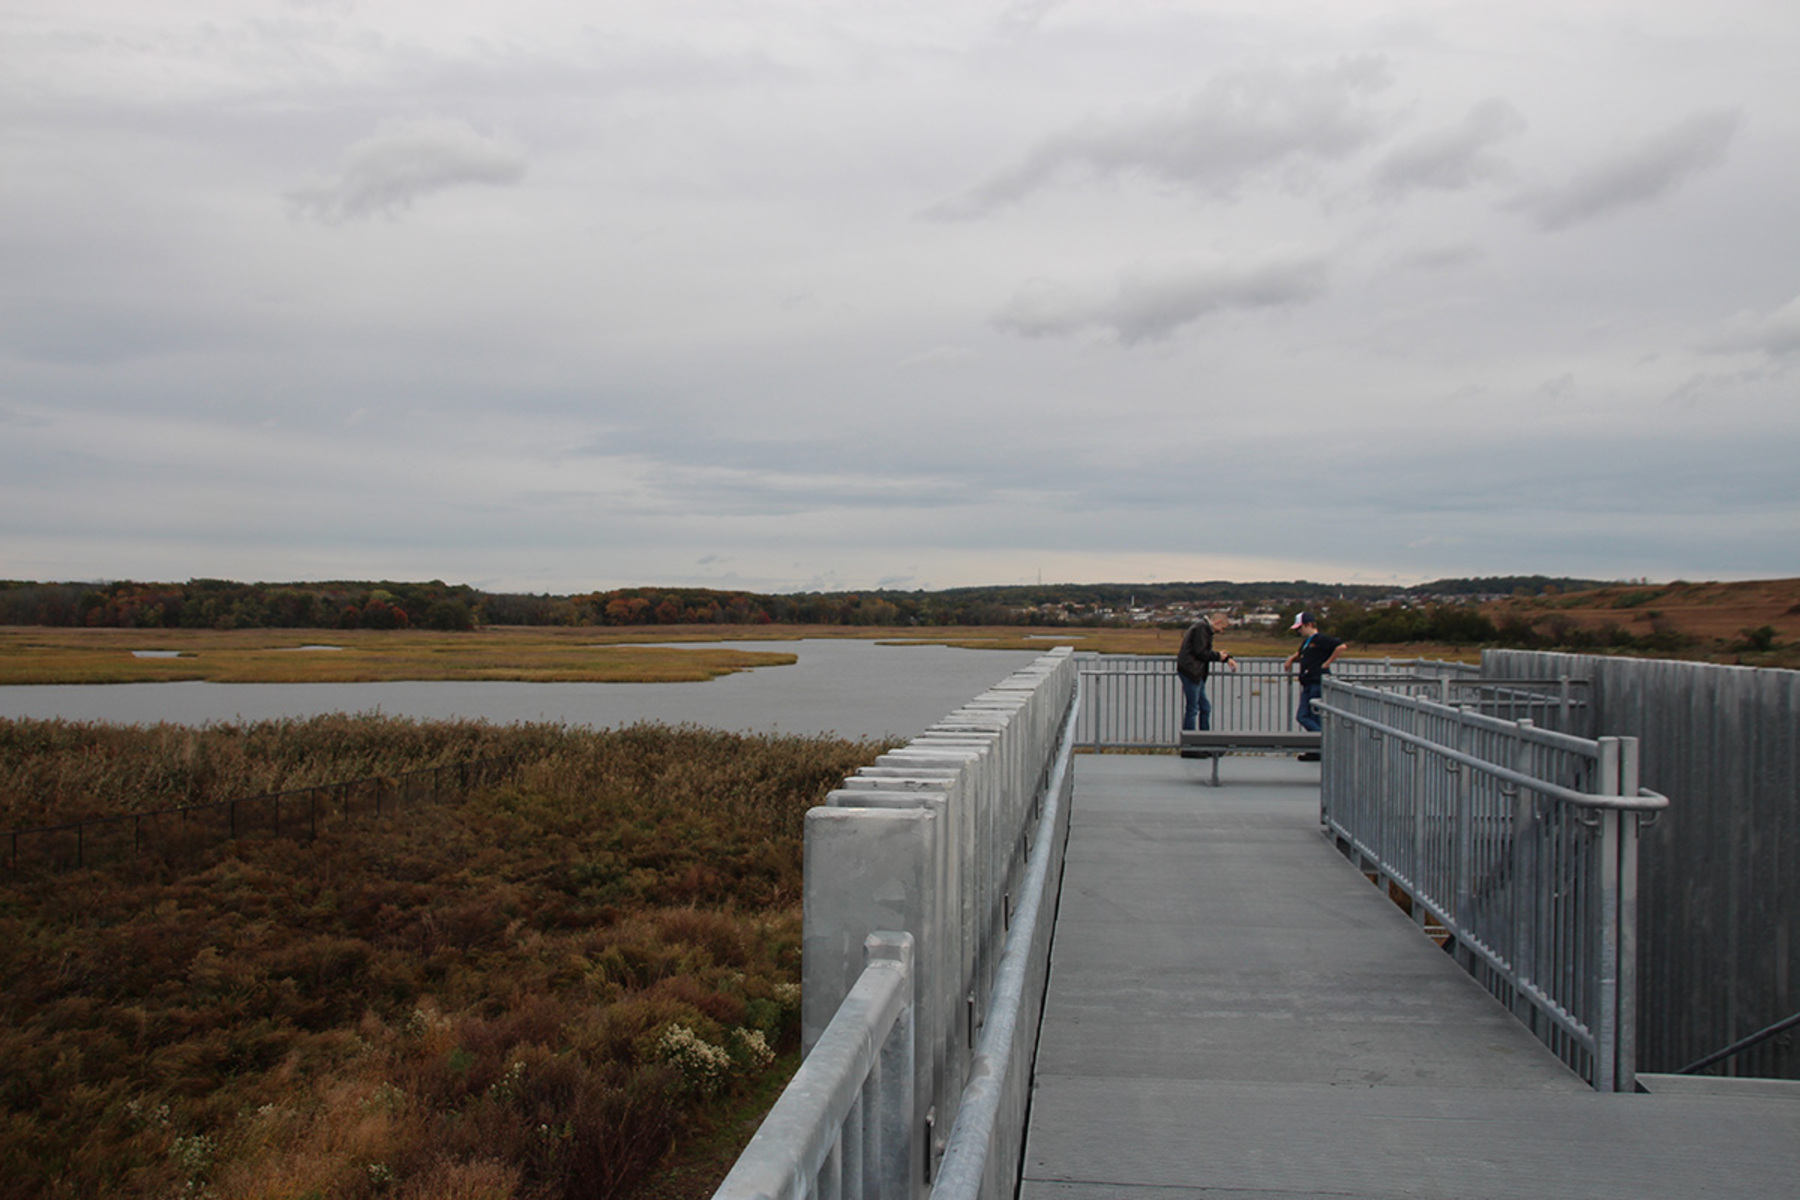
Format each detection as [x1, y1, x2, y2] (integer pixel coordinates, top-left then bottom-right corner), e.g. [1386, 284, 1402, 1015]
[1297, 751, 1321, 762]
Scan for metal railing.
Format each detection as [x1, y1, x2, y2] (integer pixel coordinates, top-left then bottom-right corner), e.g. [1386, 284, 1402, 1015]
[1076, 654, 1494, 749]
[713, 933, 918, 1200]
[1345, 675, 1594, 738]
[714, 650, 1079, 1200]
[1318, 678, 1667, 1091]
[2, 756, 519, 875]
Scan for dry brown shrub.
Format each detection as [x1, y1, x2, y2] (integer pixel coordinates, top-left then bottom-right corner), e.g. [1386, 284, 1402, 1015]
[654, 906, 751, 969]
[397, 1155, 521, 1200]
[649, 973, 747, 1029]
[550, 1064, 684, 1200]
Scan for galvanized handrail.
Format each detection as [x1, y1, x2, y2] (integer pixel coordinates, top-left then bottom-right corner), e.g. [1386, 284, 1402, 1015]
[1317, 677, 1653, 1091]
[1073, 654, 1559, 750]
[1675, 1011, 1800, 1076]
[711, 933, 917, 1200]
[1323, 703, 1667, 813]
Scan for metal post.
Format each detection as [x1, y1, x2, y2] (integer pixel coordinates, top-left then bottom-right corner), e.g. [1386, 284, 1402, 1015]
[1595, 737, 1622, 1091]
[804, 806, 937, 1190]
[1453, 711, 1475, 972]
[1616, 737, 1641, 1092]
[1411, 731, 1428, 929]
[1512, 722, 1539, 1025]
[867, 933, 918, 1199]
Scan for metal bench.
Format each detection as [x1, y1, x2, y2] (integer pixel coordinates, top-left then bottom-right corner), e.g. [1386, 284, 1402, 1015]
[1178, 730, 1322, 786]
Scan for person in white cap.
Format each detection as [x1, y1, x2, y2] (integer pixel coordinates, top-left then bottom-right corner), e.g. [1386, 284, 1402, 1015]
[1283, 611, 1345, 755]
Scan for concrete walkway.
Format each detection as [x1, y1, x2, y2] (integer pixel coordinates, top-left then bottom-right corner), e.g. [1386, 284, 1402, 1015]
[1020, 753, 1799, 1200]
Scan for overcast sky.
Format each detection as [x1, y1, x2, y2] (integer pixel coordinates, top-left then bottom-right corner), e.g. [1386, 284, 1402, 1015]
[2, 1, 1796, 595]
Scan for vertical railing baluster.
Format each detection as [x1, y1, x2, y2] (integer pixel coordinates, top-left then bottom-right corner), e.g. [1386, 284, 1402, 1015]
[1452, 712, 1474, 972]
[841, 1090, 864, 1200]
[1616, 737, 1640, 1092]
[1511, 724, 1538, 1025]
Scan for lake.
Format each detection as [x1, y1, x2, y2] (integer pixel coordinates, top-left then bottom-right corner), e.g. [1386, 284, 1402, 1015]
[0, 639, 1051, 741]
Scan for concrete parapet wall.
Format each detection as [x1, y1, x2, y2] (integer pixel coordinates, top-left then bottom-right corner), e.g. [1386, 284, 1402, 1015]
[1484, 650, 1800, 1079]
[803, 648, 1077, 1194]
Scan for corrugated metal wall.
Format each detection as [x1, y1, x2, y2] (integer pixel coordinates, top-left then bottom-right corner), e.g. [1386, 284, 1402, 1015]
[1484, 650, 1799, 1079]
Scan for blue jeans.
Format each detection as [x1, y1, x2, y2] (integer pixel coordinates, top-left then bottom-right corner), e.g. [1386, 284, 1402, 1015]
[1297, 681, 1323, 733]
[1181, 676, 1212, 731]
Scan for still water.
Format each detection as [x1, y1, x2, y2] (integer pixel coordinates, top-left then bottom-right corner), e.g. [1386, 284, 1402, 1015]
[0, 640, 1050, 741]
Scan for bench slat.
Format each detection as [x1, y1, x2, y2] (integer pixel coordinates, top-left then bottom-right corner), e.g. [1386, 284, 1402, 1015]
[1179, 731, 1319, 750]
[1178, 730, 1321, 785]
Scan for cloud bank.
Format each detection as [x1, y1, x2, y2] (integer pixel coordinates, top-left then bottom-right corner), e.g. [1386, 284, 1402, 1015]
[1372, 99, 1526, 197]
[289, 118, 527, 222]
[1509, 109, 1743, 230]
[934, 56, 1394, 216]
[995, 256, 1330, 344]
[0, 2, 1793, 593]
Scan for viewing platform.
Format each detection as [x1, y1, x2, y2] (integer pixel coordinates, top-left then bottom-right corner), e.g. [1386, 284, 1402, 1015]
[713, 650, 1800, 1200]
[1021, 753, 1798, 1199]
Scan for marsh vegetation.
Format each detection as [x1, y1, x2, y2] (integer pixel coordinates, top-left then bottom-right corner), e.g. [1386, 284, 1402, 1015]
[0, 716, 893, 1200]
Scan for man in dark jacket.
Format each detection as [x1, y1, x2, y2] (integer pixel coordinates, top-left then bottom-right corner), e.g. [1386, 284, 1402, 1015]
[1176, 613, 1236, 731]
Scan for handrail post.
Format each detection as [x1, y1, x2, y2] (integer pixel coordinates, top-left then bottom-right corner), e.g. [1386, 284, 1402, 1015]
[803, 803, 938, 1190]
[867, 933, 919, 1199]
[1510, 721, 1540, 1026]
[1595, 737, 1622, 1091]
[1615, 737, 1641, 1092]
[1452, 710, 1475, 973]
[1410, 704, 1428, 929]
[714, 932, 916, 1200]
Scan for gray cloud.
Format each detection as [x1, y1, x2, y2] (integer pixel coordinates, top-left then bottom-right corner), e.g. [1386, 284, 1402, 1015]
[994, 0, 1068, 40]
[1509, 109, 1742, 231]
[288, 117, 527, 222]
[932, 56, 1393, 217]
[1372, 98, 1525, 196]
[994, 256, 1329, 344]
[1698, 293, 1800, 358]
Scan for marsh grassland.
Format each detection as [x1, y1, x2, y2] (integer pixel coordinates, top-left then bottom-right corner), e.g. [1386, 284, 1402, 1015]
[0, 716, 894, 1200]
[0, 627, 801, 686]
[0, 622, 1460, 690]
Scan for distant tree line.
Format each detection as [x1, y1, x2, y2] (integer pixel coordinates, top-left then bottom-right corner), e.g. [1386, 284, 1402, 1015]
[0, 575, 1615, 637]
[0, 579, 480, 632]
[1313, 598, 1694, 654]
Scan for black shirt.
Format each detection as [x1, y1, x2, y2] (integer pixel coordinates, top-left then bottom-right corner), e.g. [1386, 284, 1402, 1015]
[1295, 632, 1343, 685]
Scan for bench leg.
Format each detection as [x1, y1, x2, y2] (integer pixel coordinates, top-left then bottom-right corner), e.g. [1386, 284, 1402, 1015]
[1211, 754, 1221, 787]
